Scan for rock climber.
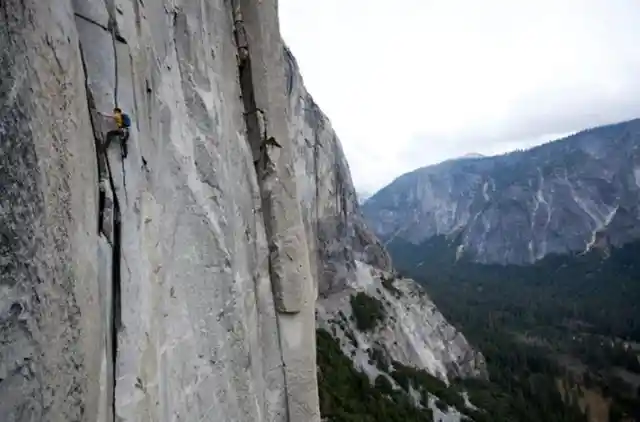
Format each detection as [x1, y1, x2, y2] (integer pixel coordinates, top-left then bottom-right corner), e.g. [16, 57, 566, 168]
[99, 107, 131, 158]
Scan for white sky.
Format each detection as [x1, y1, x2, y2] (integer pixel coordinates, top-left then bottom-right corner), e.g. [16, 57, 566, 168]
[279, 0, 640, 194]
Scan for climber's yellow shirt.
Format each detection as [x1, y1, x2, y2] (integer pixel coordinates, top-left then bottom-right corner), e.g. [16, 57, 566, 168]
[114, 112, 123, 128]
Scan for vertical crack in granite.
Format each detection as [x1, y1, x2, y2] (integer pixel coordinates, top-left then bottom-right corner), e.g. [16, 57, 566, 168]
[105, 0, 119, 105]
[102, 152, 121, 422]
[104, 0, 130, 204]
[102, 5, 124, 417]
[231, 1, 303, 314]
[232, 1, 320, 420]
[128, 51, 141, 133]
[333, 138, 348, 223]
[74, 12, 110, 31]
[231, 4, 291, 420]
[78, 40, 121, 422]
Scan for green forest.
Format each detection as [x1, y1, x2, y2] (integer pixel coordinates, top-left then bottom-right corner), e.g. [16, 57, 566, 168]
[317, 290, 588, 422]
[387, 236, 640, 421]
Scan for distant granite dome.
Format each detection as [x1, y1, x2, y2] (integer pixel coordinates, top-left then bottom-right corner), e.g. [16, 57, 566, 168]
[362, 119, 640, 265]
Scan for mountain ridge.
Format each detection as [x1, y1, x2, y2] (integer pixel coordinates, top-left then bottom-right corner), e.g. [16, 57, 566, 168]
[363, 118, 640, 264]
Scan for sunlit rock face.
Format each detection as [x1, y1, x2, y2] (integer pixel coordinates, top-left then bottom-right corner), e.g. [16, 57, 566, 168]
[363, 119, 640, 264]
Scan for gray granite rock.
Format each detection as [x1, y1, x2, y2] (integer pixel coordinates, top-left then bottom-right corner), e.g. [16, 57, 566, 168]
[1, 0, 103, 420]
[0, 1, 482, 421]
[316, 261, 487, 383]
[285, 46, 393, 298]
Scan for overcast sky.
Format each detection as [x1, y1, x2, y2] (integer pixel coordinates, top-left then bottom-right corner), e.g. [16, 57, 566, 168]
[279, 0, 640, 194]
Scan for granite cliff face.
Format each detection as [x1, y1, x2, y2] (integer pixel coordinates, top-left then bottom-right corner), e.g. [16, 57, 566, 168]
[0, 0, 481, 421]
[316, 262, 485, 381]
[286, 46, 486, 418]
[315, 262, 486, 422]
[363, 119, 640, 264]
[284, 55, 393, 298]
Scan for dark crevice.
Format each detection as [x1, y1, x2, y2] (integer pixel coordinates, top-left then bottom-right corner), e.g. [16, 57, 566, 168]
[133, 0, 142, 37]
[78, 41, 122, 422]
[110, 32, 118, 106]
[233, 9, 274, 273]
[98, 186, 106, 235]
[104, 8, 124, 405]
[235, 41, 276, 173]
[105, 156, 122, 422]
[73, 12, 109, 31]
[232, 7, 269, 189]
[170, 13, 180, 78]
[283, 46, 295, 97]
[104, 0, 129, 205]
[120, 157, 128, 204]
[145, 79, 153, 135]
[104, 0, 126, 42]
[229, 1, 290, 418]
[130, 52, 140, 133]
[104, 0, 120, 106]
[233, 9, 279, 290]
[334, 140, 348, 221]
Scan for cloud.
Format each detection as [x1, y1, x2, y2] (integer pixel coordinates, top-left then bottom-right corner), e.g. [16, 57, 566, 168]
[279, 0, 640, 193]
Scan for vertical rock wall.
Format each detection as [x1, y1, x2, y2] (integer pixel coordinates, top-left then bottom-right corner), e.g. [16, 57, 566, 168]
[232, 1, 319, 420]
[1, 0, 320, 420]
[1, 1, 103, 420]
[283, 48, 393, 297]
[0, 1, 479, 421]
[281, 45, 485, 390]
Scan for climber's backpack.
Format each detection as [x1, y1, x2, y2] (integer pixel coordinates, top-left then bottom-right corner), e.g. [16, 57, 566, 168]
[121, 113, 132, 128]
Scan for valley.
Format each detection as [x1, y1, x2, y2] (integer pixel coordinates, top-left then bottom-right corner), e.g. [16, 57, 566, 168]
[385, 235, 640, 421]
[359, 119, 640, 421]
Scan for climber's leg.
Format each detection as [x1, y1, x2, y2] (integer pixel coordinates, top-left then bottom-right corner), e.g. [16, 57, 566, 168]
[104, 129, 121, 152]
[121, 129, 129, 158]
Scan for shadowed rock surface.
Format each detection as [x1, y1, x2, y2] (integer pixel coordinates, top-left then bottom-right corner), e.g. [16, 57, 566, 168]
[0, 0, 482, 421]
[363, 119, 640, 264]
[285, 48, 393, 297]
